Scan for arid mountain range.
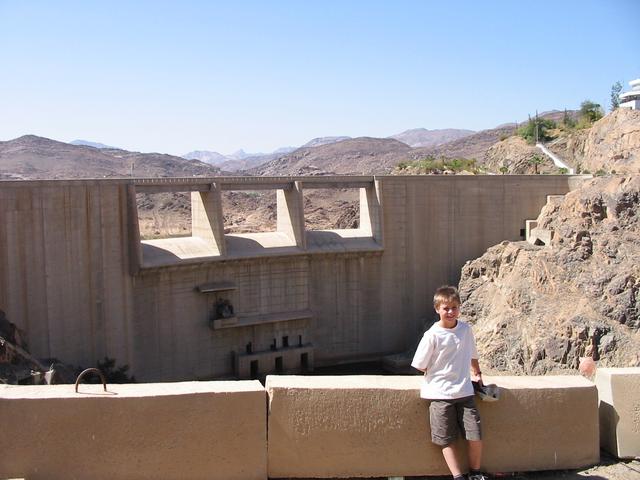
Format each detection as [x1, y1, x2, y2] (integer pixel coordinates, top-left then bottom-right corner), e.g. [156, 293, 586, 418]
[389, 127, 475, 147]
[3, 110, 604, 180]
[3, 109, 639, 238]
[183, 129, 476, 172]
[0, 135, 220, 180]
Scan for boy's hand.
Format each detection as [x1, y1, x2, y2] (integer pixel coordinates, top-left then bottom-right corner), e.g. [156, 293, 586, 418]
[470, 359, 482, 385]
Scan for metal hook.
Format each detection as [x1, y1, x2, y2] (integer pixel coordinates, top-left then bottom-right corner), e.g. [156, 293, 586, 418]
[75, 368, 107, 393]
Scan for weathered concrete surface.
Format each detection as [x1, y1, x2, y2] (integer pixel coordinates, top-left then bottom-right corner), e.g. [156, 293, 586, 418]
[0, 381, 266, 480]
[0, 176, 582, 380]
[596, 367, 640, 459]
[266, 375, 599, 478]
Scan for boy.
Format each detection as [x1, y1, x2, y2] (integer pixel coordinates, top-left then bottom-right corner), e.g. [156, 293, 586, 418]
[411, 285, 488, 480]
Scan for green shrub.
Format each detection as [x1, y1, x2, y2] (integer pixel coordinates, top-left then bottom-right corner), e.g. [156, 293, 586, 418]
[577, 100, 604, 128]
[517, 117, 556, 143]
[397, 156, 480, 174]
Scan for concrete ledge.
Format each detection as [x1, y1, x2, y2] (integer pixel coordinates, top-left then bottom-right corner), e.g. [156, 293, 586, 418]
[0, 381, 267, 480]
[266, 375, 599, 478]
[596, 367, 640, 459]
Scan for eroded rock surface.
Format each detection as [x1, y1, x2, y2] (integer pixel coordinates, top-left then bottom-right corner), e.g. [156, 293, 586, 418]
[549, 108, 640, 174]
[459, 176, 640, 374]
[484, 136, 556, 174]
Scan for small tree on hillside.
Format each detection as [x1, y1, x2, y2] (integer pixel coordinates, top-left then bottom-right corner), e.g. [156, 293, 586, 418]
[610, 81, 623, 111]
[528, 155, 545, 174]
[517, 117, 556, 144]
[579, 100, 604, 126]
[562, 109, 576, 129]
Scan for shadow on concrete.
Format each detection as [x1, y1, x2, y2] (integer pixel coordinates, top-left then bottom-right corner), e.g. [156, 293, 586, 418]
[225, 234, 301, 257]
[306, 230, 382, 251]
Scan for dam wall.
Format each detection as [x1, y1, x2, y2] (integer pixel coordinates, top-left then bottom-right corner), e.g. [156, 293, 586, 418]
[0, 175, 584, 380]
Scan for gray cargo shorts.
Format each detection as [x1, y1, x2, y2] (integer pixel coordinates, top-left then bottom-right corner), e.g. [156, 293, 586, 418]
[428, 395, 482, 446]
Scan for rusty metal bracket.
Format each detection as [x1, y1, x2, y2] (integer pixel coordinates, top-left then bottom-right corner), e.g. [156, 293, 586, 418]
[74, 368, 107, 393]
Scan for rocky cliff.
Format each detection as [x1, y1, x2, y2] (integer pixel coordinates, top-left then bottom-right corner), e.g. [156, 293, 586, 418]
[459, 176, 640, 374]
[483, 136, 557, 174]
[548, 108, 640, 174]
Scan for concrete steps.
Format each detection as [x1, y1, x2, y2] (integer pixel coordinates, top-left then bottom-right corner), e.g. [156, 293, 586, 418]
[526, 194, 566, 246]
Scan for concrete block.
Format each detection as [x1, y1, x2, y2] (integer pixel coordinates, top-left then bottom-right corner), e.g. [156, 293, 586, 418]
[527, 227, 553, 246]
[266, 375, 598, 478]
[596, 367, 640, 459]
[525, 219, 537, 241]
[0, 381, 267, 480]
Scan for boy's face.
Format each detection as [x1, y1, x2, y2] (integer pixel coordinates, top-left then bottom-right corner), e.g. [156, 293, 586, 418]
[435, 300, 460, 325]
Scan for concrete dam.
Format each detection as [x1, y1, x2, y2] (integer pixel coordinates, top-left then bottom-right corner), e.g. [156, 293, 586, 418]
[0, 175, 584, 381]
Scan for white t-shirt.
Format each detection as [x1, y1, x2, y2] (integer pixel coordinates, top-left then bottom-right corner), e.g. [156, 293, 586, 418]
[411, 320, 478, 400]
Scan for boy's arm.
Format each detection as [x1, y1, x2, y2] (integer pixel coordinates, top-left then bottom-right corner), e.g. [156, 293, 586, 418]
[470, 358, 482, 383]
[411, 333, 433, 373]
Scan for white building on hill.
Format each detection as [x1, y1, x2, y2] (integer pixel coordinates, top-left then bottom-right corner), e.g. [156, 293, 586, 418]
[620, 78, 640, 110]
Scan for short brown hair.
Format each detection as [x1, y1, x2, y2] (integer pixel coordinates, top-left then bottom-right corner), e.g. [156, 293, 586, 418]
[433, 285, 460, 308]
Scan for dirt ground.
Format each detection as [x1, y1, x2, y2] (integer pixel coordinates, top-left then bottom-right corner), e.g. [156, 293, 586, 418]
[494, 455, 640, 480]
[430, 453, 640, 479]
[276, 453, 640, 480]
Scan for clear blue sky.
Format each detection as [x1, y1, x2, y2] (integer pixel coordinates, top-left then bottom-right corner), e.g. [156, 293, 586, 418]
[1, 1, 638, 156]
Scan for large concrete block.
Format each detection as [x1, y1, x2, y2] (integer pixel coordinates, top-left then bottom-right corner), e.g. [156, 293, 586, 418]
[266, 375, 599, 478]
[596, 367, 640, 459]
[0, 381, 267, 480]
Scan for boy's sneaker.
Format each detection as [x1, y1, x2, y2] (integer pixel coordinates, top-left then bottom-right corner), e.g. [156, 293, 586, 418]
[467, 472, 490, 480]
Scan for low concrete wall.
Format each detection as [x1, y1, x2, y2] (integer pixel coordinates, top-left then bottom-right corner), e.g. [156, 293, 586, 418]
[596, 367, 640, 459]
[266, 375, 599, 478]
[0, 381, 266, 480]
[0, 375, 602, 479]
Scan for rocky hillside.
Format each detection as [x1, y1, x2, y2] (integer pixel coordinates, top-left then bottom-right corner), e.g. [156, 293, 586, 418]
[484, 109, 640, 175]
[0, 135, 220, 179]
[250, 137, 413, 176]
[414, 125, 515, 162]
[459, 176, 640, 374]
[483, 136, 558, 174]
[389, 128, 475, 148]
[547, 108, 640, 174]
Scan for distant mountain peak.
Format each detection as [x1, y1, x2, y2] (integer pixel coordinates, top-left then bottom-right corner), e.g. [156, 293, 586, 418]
[389, 128, 475, 148]
[71, 139, 116, 149]
[302, 136, 351, 148]
[183, 150, 228, 166]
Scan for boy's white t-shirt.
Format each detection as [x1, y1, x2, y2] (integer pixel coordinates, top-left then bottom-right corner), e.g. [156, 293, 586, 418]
[411, 320, 478, 400]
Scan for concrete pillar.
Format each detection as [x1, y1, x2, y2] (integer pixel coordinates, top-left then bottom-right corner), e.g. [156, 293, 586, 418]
[126, 184, 143, 275]
[360, 179, 383, 244]
[191, 183, 226, 256]
[596, 367, 640, 459]
[277, 181, 305, 248]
